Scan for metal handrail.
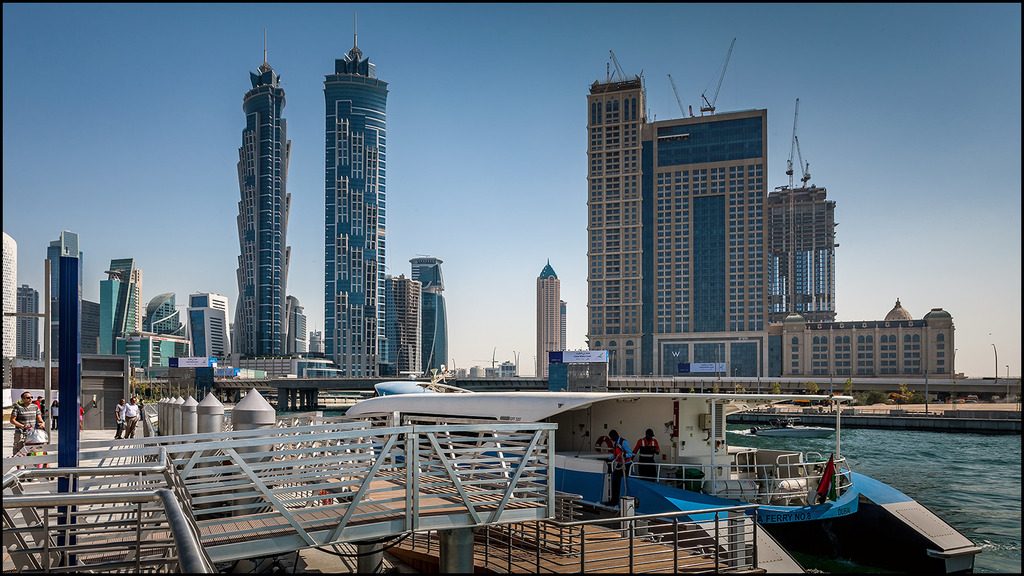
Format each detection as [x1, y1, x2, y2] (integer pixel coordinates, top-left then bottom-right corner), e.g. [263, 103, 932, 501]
[550, 503, 759, 528]
[3, 448, 170, 490]
[4, 489, 215, 573]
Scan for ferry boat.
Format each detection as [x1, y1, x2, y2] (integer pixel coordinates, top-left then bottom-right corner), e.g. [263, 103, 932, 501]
[750, 416, 834, 438]
[352, 383, 981, 573]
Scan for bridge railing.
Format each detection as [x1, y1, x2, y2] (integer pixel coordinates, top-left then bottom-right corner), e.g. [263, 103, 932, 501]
[3, 449, 215, 573]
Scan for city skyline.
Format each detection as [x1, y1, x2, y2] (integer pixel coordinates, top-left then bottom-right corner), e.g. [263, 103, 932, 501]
[2, 4, 1020, 378]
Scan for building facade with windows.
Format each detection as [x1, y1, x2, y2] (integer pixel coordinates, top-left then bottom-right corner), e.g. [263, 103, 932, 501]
[586, 75, 769, 377]
[766, 186, 837, 323]
[324, 33, 388, 376]
[144, 293, 184, 336]
[286, 295, 307, 354]
[537, 261, 563, 378]
[3, 233, 16, 361]
[16, 284, 39, 360]
[81, 299, 100, 355]
[768, 299, 954, 378]
[99, 259, 143, 354]
[235, 53, 291, 357]
[115, 332, 191, 370]
[188, 293, 231, 361]
[383, 275, 420, 376]
[410, 256, 447, 374]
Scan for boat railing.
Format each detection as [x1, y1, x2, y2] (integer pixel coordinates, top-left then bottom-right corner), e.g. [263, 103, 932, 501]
[629, 455, 853, 506]
[405, 500, 761, 573]
[3, 448, 215, 573]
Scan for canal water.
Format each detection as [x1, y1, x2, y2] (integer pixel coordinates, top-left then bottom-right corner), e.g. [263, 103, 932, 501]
[728, 424, 1022, 573]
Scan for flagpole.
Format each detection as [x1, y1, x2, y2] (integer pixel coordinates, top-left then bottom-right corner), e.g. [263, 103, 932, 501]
[835, 398, 842, 461]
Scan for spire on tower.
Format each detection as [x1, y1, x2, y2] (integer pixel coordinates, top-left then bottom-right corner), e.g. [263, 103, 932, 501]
[263, 27, 267, 66]
[353, 13, 358, 49]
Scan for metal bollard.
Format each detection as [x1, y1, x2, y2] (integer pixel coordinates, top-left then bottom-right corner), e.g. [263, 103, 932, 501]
[197, 392, 225, 434]
[170, 396, 184, 437]
[231, 389, 276, 517]
[180, 396, 198, 435]
[157, 398, 167, 436]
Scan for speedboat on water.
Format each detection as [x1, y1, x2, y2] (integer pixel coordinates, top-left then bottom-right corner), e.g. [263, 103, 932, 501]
[348, 388, 981, 573]
[750, 417, 834, 438]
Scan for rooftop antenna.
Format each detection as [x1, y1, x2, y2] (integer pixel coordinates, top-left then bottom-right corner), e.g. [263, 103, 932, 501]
[353, 12, 358, 49]
[263, 27, 268, 66]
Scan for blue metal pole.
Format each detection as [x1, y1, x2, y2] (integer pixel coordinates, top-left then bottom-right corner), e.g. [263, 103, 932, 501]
[56, 255, 80, 563]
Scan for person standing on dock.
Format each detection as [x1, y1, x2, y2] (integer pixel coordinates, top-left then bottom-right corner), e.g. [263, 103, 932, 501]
[114, 398, 126, 439]
[10, 391, 45, 457]
[604, 429, 633, 507]
[635, 428, 661, 479]
[123, 396, 140, 438]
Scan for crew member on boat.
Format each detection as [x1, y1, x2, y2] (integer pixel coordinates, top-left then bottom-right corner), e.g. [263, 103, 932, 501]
[605, 429, 633, 507]
[634, 428, 661, 479]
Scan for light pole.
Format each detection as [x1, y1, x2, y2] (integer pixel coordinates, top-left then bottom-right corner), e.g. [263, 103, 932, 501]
[1006, 365, 1010, 403]
[991, 341, 998, 388]
[4, 260, 51, 434]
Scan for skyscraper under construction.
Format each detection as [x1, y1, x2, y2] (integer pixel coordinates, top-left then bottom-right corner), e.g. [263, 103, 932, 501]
[766, 186, 837, 323]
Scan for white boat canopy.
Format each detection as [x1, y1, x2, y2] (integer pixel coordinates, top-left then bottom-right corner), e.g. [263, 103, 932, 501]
[346, 391, 853, 422]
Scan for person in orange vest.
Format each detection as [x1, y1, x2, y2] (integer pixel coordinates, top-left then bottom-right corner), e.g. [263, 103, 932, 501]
[604, 429, 633, 507]
[635, 428, 661, 479]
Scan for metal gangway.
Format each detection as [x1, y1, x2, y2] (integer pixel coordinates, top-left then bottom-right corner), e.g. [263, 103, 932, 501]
[4, 416, 556, 569]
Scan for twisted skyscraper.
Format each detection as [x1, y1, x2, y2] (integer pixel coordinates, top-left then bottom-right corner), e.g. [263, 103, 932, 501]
[235, 46, 291, 357]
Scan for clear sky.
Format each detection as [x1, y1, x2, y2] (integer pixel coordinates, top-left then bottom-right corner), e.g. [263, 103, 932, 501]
[3, 4, 1020, 379]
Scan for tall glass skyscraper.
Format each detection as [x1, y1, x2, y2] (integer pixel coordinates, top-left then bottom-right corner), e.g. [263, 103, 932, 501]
[46, 231, 82, 360]
[766, 186, 836, 323]
[324, 32, 388, 375]
[286, 295, 307, 354]
[16, 284, 40, 360]
[235, 51, 291, 357]
[99, 258, 143, 354]
[410, 257, 447, 374]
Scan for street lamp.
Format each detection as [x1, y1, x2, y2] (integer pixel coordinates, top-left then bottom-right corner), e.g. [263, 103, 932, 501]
[1006, 364, 1010, 404]
[4, 259, 52, 434]
[991, 341, 998, 388]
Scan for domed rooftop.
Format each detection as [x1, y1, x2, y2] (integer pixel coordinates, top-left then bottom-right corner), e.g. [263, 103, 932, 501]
[539, 259, 557, 279]
[884, 299, 913, 322]
[924, 308, 952, 320]
[783, 312, 806, 324]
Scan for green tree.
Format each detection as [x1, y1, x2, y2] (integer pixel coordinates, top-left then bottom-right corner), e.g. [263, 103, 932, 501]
[896, 383, 912, 406]
[771, 382, 782, 395]
[843, 378, 854, 396]
[806, 381, 820, 395]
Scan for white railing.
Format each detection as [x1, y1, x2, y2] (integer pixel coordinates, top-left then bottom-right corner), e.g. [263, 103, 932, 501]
[629, 454, 853, 506]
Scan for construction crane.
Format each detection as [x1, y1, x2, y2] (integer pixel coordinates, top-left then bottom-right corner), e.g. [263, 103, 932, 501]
[786, 99, 799, 188]
[786, 98, 812, 188]
[667, 73, 687, 118]
[609, 50, 626, 81]
[700, 37, 736, 115]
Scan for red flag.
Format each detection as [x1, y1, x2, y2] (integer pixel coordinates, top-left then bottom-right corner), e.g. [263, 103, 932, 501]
[815, 453, 836, 504]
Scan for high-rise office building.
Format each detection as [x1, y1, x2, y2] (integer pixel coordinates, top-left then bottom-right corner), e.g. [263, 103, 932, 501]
[586, 74, 768, 377]
[308, 330, 324, 354]
[536, 261, 563, 378]
[235, 48, 291, 357]
[324, 30, 388, 376]
[766, 186, 836, 323]
[410, 256, 448, 373]
[81, 299, 100, 354]
[144, 293, 184, 336]
[47, 230, 82, 360]
[16, 285, 39, 360]
[3, 232, 16, 360]
[188, 292, 230, 360]
[99, 259, 143, 354]
[286, 295, 307, 354]
[383, 275, 421, 376]
[560, 300, 567, 352]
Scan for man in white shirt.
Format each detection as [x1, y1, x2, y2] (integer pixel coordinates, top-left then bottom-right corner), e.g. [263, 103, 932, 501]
[123, 397, 141, 439]
[114, 398, 126, 439]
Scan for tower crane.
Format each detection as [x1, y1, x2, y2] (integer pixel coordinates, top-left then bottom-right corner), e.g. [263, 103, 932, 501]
[609, 50, 626, 81]
[786, 98, 812, 188]
[700, 37, 736, 115]
[667, 73, 688, 118]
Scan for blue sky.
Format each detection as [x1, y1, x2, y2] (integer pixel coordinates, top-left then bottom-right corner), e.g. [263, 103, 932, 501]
[3, 4, 1020, 378]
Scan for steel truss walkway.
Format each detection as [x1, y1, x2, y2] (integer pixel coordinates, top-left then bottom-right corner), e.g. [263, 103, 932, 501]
[4, 418, 556, 567]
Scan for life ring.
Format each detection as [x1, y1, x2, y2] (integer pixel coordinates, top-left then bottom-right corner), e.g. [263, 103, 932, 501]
[595, 435, 614, 451]
[319, 490, 333, 506]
